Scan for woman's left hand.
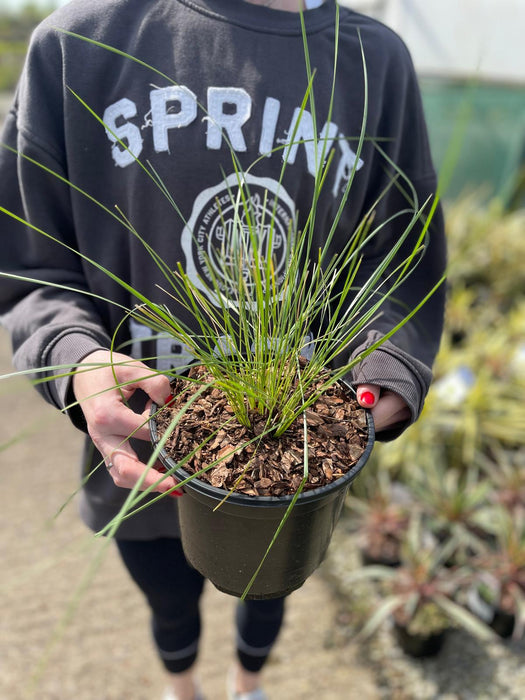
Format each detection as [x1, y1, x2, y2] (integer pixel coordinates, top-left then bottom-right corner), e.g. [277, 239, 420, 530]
[356, 384, 411, 433]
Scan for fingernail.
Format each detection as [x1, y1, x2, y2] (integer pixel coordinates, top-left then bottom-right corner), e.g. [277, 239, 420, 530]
[164, 395, 175, 407]
[168, 489, 183, 498]
[359, 391, 376, 406]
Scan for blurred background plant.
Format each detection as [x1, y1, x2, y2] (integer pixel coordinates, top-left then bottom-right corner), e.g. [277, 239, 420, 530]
[467, 508, 525, 640]
[346, 467, 413, 567]
[343, 192, 525, 650]
[345, 516, 495, 658]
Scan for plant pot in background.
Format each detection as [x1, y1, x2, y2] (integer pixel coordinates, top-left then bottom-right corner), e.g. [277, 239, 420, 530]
[490, 609, 516, 638]
[467, 583, 516, 639]
[150, 407, 374, 600]
[359, 544, 401, 568]
[393, 621, 448, 658]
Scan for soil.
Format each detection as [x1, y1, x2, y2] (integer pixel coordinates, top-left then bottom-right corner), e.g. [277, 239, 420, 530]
[155, 363, 368, 496]
[0, 328, 379, 700]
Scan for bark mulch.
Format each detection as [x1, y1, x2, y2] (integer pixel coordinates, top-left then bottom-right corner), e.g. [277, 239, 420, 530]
[155, 363, 369, 497]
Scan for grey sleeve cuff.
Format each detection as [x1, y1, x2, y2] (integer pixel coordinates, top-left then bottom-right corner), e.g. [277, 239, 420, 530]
[347, 330, 433, 441]
[43, 330, 111, 432]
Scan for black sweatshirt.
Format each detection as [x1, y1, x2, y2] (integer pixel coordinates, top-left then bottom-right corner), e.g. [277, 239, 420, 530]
[0, 0, 446, 538]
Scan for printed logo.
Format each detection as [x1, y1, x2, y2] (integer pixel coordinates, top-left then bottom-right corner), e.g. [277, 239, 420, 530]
[181, 174, 296, 307]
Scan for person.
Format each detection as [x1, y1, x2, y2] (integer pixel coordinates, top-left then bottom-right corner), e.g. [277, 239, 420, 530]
[0, 0, 446, 698]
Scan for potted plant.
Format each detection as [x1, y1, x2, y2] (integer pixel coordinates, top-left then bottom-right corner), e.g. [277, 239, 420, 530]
[409, 461, 494, 566]
[135, 151, 402, 598]
[130, 126, 441, 597]
[345, 465, 412, 567]
[478, 445, 525, 515]
[345, 517, 495, 657]
[467, 508, 525, 639]
[149, 361, 375, 600]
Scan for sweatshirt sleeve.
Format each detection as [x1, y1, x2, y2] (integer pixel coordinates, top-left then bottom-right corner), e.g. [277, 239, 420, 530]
[0, 70, 111, 428]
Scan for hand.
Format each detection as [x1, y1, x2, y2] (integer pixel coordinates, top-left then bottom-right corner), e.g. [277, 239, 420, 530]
[356, 384, 411, 433]
[72, 350, 181, 496]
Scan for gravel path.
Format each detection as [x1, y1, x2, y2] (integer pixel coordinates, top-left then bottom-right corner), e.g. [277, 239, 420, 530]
[0, 329, 379, 700]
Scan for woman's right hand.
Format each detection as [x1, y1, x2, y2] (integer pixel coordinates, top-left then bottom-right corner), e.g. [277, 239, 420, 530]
[72, 349, 182, 496]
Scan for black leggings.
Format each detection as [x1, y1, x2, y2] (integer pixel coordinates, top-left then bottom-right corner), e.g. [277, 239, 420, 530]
[116, 537, 286, 674]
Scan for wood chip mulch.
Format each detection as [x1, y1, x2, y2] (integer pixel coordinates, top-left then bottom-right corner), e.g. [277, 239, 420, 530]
[154, 364, 369, 497]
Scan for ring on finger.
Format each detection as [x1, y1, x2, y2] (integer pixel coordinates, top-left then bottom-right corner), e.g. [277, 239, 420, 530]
[104, 448, 129, 472]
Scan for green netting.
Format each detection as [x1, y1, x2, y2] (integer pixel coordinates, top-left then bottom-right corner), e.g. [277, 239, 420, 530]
[421, 78, 525, 207]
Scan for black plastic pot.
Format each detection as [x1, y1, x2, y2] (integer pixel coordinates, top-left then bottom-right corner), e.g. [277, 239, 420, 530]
[490, 609, 516, 638]
[393, 622, 448, 658]
[467, 584, 516, 638]
[150, 401, 374, 600]
[359, 546, 401, 568]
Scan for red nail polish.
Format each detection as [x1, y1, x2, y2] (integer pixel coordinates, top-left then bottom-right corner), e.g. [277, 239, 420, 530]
[360, 391, 376, 406]
[168, 489, 183, 498]
[164, 395, 175, 407]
